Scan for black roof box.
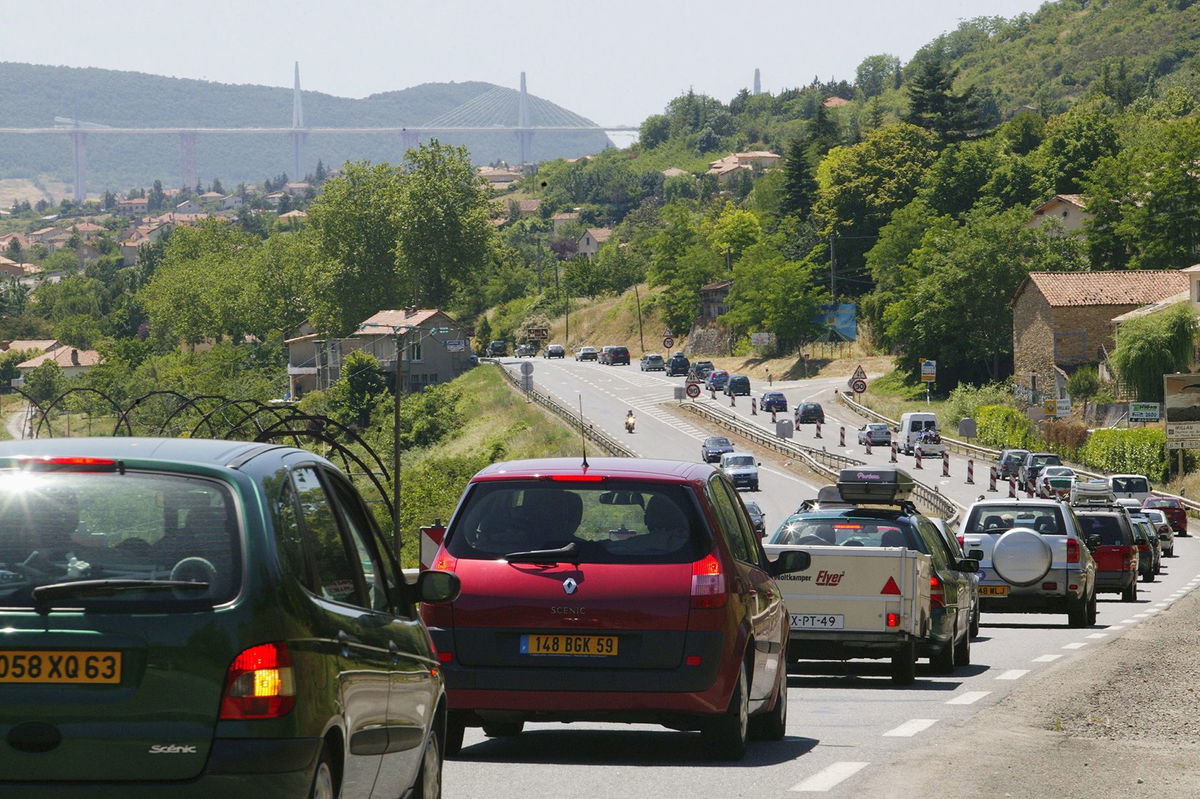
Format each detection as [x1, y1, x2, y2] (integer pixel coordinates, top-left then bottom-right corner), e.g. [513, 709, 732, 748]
[836, 467, 915, 506]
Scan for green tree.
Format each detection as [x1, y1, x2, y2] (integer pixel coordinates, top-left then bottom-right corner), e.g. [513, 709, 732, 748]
[1035, 103, 1119, 195]
[702, 203, 762, 267]
[326, 350, 388, 428]
[24, 360, 65, 405]
[722, 242, 829, 350]
[307, 161, 404, 335]
[781, 133, 818, 219]
[1111, 304, 1197, 402]
[1066, 366, 1100, 414]
[904, 54, 983, 142]
[394, 141, 495, 308]
[856, 54, 901, 100]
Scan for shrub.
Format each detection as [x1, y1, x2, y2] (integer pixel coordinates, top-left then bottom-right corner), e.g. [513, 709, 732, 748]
[1041, 419, 1090, 461]
[975, 405, 1041, 450]
[941, 380, 1014, 429]
[1082, 428, 1168, 483]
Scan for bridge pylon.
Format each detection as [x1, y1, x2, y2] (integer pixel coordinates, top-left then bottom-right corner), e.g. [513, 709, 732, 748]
[69, 131, 87, 204]
[180, 132, 197, 191]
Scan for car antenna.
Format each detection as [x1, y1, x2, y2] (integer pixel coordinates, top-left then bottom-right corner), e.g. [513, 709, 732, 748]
[578, 394, 589, 469]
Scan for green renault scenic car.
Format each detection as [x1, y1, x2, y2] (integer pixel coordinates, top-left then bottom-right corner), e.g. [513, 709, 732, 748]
[0, 437, 459, 798]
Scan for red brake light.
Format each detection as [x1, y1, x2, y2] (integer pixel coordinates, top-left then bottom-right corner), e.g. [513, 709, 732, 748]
[437, 650, 453, 663]
[17, 456, 119, 472]
[544, 474, 606, 482]
[886, 613, 900, 628]
[833, 524, 861, 530]
[691, 553, 726, 608]
[219, 642, 295, 720]
[1066, 537, 1080, 564]
[930, 575, 945, 608]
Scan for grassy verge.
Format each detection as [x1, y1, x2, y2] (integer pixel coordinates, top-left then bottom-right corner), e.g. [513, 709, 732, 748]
[856, 370, 945, 422]
[396, 365, 582, 566]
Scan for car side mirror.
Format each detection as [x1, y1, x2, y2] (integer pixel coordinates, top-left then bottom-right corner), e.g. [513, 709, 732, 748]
[767, 549, 811, 576]
[956, 558, 979, 573]
[417, 570, 461, 604]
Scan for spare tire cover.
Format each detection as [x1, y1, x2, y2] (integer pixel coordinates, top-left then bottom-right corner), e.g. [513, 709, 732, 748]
[992, 528, 1053, 586]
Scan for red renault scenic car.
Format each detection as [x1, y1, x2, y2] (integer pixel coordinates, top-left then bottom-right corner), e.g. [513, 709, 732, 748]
[420, 457, 808, 760]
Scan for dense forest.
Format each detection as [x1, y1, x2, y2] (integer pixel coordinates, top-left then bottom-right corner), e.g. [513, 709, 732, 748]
[0, 62, 610, 187]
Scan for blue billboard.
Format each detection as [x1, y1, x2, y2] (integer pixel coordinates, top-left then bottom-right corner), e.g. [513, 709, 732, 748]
[816, 303, 857, 341]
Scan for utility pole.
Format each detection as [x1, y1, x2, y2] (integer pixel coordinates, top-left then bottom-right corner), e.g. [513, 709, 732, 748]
[633, 284, 645, 352]
[829, 234, 836, 298]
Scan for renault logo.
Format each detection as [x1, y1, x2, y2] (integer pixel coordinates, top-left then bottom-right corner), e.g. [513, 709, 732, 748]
[562, 577, 578, 595]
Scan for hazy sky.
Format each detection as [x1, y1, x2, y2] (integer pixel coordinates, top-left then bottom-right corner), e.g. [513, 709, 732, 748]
[9, 0, 1052, 125]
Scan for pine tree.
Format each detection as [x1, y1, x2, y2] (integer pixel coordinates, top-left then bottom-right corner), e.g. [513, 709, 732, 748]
[904, 55, 982, 142]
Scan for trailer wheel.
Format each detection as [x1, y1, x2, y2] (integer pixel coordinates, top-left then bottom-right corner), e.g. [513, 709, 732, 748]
[890, 640, 916, 686]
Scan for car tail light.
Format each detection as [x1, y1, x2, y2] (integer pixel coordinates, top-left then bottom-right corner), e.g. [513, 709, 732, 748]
[691, 553, 726, 609]
[886, 613, 900, 628]
[930, 575, 945, 608]
[956, 535, 965, 547]
[1066, 537, 1080, 564]
[437, 650, 453, 663]
[686, 655, 702, 667]
[544, 474, 606, 482]
[219, 642, 295, 719]
[17, 456, 121, 472]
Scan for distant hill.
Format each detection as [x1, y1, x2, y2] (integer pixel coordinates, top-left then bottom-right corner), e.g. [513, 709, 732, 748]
[921, 0, 1200, 115]
[0, 62, 611, 191]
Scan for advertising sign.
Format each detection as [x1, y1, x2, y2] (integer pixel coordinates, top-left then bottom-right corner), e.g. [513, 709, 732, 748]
[1164, 374, 1200, 424]
[750, 332, 773, 347]
[919, 359, 937, 383]
[444, 339, 468, 352]
[1129, 402, 1161, 422]
[1043, 398, 1071, 418]
[816, 303, 857, 341]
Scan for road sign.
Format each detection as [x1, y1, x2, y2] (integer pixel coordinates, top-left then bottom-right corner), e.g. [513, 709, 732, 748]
[519, 361, 534, 377]
[1168, 439, 1200, 449]
[750, 332, 773, 347]
[958, 418, 978, 439]
[444, 339, 468, 352]
[663, 336, 675, 349]
[685, 382, 701, 399]
[673, 386, 685, 400]
[1167, 421, 1200, 438]
[1130, 402, 1161, 422]
[850, 378, 867, 394]
[847, 364, 868, 390]
[526, 327, 549, 340]
[919, 359, 937, 383]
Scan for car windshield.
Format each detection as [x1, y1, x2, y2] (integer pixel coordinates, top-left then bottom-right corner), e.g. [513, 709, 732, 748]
[446, 481, 711, 564]
[1077, 514, 1129, 545]
[0, 469, 240, 608]
[724, 456, 754, 467]
[1112, 477, 1148, 492]
[964, 504, 1064, 535]
[706, 438, 731, 448]
[768, 514, 922, 550]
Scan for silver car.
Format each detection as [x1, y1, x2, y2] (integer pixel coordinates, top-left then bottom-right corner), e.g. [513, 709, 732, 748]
[1141, 508, 1175, 557]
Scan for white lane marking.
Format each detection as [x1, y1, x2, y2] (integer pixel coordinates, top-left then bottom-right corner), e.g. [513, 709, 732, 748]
[1119, 618, 1139, 624]
[1132, 613, 1150, 618]
[1144, 609, 1161, 616]
[1107, 625, 1126, 631]
[946, 691, 990, 705]
[1086, 633, 1108, 639]
[996, 669, 1029, 681]
[883, 718, 937, 737]
[1032, 654, 1062, 663]
[1062, 642, 1088, 650]
[790, 761, 871, 792]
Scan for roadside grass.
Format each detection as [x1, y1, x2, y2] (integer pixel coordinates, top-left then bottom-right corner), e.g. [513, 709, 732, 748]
[856, 369, 945, 422]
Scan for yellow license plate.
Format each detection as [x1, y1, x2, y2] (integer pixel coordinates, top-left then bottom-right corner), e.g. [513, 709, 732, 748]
[980, 585, 1010, 597]
[520, 634, 618, 656]
[0, 650, 122, 684]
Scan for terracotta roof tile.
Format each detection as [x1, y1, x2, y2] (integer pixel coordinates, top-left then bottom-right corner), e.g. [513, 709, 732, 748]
[1022, 270, 1188, 307]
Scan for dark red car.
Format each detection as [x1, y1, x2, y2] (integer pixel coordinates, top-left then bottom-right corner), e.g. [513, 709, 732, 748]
[1143, 497, 1189, 535]
[1076, 508, 1139, 602]
[420, 457, 807, 761]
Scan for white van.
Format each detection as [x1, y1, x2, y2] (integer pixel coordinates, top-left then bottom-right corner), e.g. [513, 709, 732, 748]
[1108, 474, 1151, 503]
[897, 412, 946, 457]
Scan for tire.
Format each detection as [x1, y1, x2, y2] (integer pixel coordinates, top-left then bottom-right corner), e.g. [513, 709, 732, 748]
[931, 630, 957, 674]
[890, 640, 916, 686]
[748, 665, 787, 741]
[953, 625, 971, 666]
[1086, 591, 1098, 625]
[702, 662, 749, 761]
[443, 714, 466, 757]
[1067, 596, 1088, 627]
[481, 721, 524, 738]
[413, 727, 443, 799]
[1142, 570, 1154, 583]
[309, 746, 337, 799]
[1122, 581, 1137, 602]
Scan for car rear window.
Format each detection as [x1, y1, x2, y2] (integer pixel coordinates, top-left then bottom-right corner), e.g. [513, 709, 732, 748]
[1111, 477, 1148, 493]
[1143, 498, 1178, 508]
[1031, 455, 1060, 466]
[1077, 514, 1131, 545]
[964, 504, 1064, 535]
[769, 514, 922, 550]
[446, 481, 711, 564]
[0, 470, 240, 609]
[611, 347, 629, 355]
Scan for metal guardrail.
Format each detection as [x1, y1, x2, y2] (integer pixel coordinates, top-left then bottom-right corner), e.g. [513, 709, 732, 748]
[680, 400, 961, 522]
[836, 392, 1200, 514]
[493, 363, 635, 458]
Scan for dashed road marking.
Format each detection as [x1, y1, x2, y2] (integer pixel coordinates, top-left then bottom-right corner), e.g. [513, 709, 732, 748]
[1119, 618, 1139, 625]
[883, 719, 937, 737]
[1032, 654, 1062, 663]
[1107, 625, 1126, 631]
[996, 669, 1029, 680]
[946, 691, 990, 705]
[1062, 642, 1088, 650]
[1086, 633, 1108, 639]
[790, 762, 870, 792]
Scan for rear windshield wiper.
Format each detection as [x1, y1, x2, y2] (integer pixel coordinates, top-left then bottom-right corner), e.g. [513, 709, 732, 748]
[503, 541, 579, 564]
[32, 579, 211, 601]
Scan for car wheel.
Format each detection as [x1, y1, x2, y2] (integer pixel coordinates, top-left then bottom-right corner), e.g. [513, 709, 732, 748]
[1086, 591, 1098, 625]
[953, 624, 971, 665]
[702, 661, 749, 761]
[443, 714, 466, 757]
[309, 746, 337, 799]
[1122, 581, 1137, 602]
[482, 722, 524, 738]
[1142, 570, 1154, 583]
[413, 726, 443, 799]
[890, 640, 916, 686]
[1067, 595, 1088, 627]
[749, 663, 787, 741]
[931, 628, 957, 674]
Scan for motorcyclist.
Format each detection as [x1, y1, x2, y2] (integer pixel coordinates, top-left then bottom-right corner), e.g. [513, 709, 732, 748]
[625, 410, 636, 433]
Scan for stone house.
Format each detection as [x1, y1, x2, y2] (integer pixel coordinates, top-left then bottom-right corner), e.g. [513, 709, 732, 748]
[576, 227, 612, 258]
[699, 279, 733, 320]
[117, 197, 149, 216]
[1027, 194, 1090, 235]
[175, 199, 202, 215]
[16, 346, 102, 379]
[1011, 270, 1188, 404]
[551, 211, 580, 234]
